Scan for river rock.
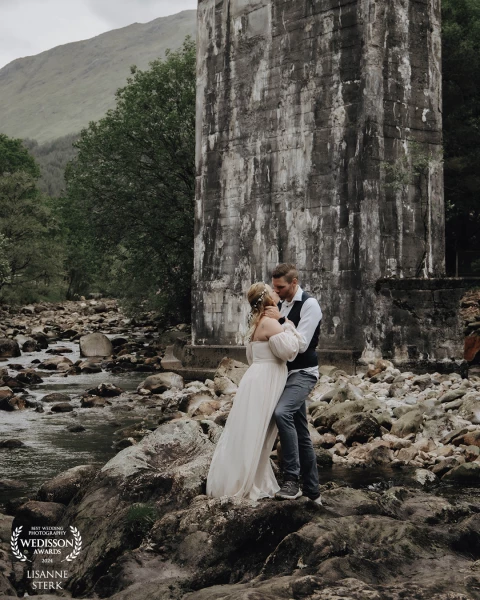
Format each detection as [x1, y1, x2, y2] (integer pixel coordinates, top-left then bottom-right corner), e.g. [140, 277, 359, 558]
[332, 413, 381, 445]
[0, 439, 25, 449]
[41, 392, 71, 403]
[78, 360, 102, 373]
[390, 409, 424, 438]
[55, 419, 216, 595]
[139, 372, 184, 394]
[81, 396, 108, 408]
[458, 394, 480, 423]
[79, 332, 113, 357]
[442, 462, 480, 482]
[463, 430, 480, 448]
[314, 398, 382, 430]
[67, 424, 86, 432]
[0, 394, 26, 411]
[214, 357, 248, 386]
[0, 338, 20, 358]
[50, 402, 74, 413]
[15, 369, 43, 385]
[39, 355, 73, 371]
[36, 464, 98, 505]
[86, 382, 123, 397]
[213, 376, 238, 396]
[13, 500, 65, 529]
[46, 346, 73, 354]
[21, 338, 37, 352]
[439, 387, 468, 403]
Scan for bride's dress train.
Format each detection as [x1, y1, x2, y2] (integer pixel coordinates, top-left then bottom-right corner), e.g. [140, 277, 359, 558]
[206, 323, 302, 501]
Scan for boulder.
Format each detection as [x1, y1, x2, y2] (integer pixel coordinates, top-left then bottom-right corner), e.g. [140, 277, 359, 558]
[22, 338, 38, 352]
[54, 419, 216, 595]
[86, 382, 123, 397]
[81, 396, 108, 408]
[0, 439, 25, 449]
[0, 338, 20, 358]
[458, 394, 480, 424]
[50, 402, 74, 413]
[442, 462, 480, 482]
[41, 392, 71, 403]
[78, 360, 102, 373]
[13, 500, 65, 529]
[139, 372, 184, 394]
[214, 357, 248, 387]
[332, 413, 381, 445]
[213, 376, 238, 396]
[79, 332, 113, 357]
[15, 369, 43, 385]
[314, 398, 382, 429]
[390, 409, 424, 438]
[0, 394, 26, 411]
[39, 356, 73, 371]
[36, 465, 98, 505]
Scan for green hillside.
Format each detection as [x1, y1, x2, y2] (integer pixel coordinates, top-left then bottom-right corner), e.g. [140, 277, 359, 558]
[0, 10, 196, 143]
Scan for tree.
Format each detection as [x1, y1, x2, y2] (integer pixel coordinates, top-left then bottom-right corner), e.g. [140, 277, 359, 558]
[65, 37, 195, 323]
[0, 133, 40, 179]
[442, 0, 480, 273]
[0, 171, 64, 302]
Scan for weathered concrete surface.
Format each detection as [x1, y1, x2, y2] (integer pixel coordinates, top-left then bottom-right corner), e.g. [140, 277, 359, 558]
[193, 0, 444, 362]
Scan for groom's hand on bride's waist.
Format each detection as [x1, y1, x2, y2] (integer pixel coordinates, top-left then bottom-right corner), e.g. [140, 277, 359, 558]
[265, 306, 282, 320]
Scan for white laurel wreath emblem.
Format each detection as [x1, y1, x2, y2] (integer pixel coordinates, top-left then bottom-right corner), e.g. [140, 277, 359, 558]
[63, 526, 82, 562]
[10, 526, 30, 562]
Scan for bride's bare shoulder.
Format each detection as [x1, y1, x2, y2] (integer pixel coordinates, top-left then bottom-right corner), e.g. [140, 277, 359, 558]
[262, 317, 284, 337]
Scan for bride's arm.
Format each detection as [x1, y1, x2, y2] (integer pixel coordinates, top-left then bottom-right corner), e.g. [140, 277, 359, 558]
[267, 321, 302, 362]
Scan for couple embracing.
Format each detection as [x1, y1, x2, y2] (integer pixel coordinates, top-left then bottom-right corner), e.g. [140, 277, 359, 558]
[207, 263, 323, 504]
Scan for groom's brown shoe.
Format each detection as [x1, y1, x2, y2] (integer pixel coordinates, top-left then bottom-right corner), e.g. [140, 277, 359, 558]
[275, 480, 302, 500]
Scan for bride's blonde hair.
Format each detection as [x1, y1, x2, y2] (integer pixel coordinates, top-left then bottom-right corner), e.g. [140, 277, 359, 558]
[246, 282, 276, 341]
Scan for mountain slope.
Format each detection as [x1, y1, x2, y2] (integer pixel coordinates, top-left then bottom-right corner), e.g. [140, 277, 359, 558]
[0, 10, 196, 143]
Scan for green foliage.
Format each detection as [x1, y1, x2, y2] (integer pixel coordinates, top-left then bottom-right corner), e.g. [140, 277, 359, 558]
[24, 134, 79, 197]
[442, 0, 480, 271]
[0, 133, 40, 179]
[0, 170, 65, 303]
[65, 38, 195, 323]
[124, 502, 158, 538]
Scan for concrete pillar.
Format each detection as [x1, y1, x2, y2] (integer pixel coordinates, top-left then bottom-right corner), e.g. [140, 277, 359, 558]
[193, 0, 444, 362]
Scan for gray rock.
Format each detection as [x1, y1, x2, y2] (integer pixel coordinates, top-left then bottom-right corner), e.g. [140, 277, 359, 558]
[390, 409, 424, 438]
[332, 413, 381, 445]
[442, 462, 480, 482]
[439, 387, 468, 404]
[37, 464, 98, 505]
[0, 338, 20, 358]
[79, 332, 113, 357]
[214, 357, 248, 387]
[50, 402, 74, 412]
[139, 372, 184, 394]
[41, 393, 71, 403]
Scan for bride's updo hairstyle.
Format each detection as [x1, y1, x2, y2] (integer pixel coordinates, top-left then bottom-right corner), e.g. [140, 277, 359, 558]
[246, 282, 276, 341]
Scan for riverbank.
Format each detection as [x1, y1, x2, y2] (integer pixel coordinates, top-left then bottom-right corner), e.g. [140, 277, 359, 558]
[1, 299, 480, 598]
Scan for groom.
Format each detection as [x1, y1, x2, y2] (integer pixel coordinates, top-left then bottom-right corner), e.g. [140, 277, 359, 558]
[265, 263, 322, 503]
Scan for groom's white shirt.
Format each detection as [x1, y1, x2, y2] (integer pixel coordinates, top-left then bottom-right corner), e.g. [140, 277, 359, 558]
[279, 286, 322, 379]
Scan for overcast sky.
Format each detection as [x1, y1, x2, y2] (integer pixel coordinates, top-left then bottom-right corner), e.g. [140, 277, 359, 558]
[0, 0, 197, 69]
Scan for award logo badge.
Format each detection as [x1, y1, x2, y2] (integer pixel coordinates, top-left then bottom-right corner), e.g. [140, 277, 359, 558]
[11, 524, 82, 591]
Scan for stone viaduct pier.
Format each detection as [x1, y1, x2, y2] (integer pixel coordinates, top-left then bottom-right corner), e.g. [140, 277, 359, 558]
[187, 0, 471, 374]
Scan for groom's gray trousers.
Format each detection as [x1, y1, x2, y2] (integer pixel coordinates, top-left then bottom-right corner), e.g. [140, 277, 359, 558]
[274, 370, 319, 496]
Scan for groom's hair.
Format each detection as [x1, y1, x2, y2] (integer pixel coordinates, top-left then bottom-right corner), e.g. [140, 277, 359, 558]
[272, 263, 298, 283]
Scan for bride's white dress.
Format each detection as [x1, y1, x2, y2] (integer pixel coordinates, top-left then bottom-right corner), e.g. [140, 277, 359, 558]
[206, 323, 302, 501]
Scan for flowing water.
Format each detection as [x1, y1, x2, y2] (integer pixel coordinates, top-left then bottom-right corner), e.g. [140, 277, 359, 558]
[0, 339, 148, 509]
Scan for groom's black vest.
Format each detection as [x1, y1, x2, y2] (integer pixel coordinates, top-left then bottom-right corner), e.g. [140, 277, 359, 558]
[278, 291, 321, 372]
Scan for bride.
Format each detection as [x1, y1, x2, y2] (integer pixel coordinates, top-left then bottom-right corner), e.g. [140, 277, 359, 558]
[206, 282, 302, 501]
